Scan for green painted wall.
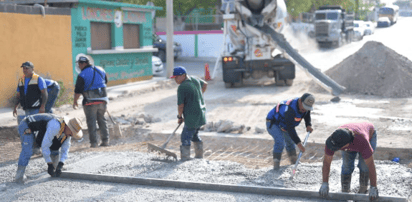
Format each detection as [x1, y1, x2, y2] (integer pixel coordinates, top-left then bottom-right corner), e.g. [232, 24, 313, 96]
[71, 0, 162, 85]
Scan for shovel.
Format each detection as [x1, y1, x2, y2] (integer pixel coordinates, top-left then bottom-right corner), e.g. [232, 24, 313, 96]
[147, 123, 182, 160]
[106, 110, 122, 138]
[290, 131, 311, 180]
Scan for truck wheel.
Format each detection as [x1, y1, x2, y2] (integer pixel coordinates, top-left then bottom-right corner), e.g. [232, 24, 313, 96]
[285, 79, 293, 86]
[158, 50, 166, 62]
[225, 82, 233, 88]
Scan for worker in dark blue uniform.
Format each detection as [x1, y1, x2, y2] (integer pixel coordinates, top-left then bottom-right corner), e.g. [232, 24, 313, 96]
[73, 56, 110, 148]
[44, 79, 60, 113]
[13, 61, 48, 122]
[266, 93, 315, 170]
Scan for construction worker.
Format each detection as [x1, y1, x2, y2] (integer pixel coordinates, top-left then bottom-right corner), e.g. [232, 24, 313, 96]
[266, 93, 315, 169]
[73, 56, 110, 148]
[171, 66, 207, 161]
[15, 114, 83, 183]
[319, 122, 379, 201]
[44, 79, 60, 113]
[13, 61, 48, 123]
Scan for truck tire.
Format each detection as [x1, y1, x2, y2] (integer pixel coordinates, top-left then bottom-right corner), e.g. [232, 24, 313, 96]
[285, 79, 293, 86]
[225, 82, 233, 88]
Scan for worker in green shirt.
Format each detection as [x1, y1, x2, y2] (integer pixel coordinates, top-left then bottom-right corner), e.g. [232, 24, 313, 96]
[170, 66, 208, 161]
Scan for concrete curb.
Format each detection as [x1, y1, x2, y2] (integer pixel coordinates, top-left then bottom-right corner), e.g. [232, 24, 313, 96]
[60, 172, 407, 202]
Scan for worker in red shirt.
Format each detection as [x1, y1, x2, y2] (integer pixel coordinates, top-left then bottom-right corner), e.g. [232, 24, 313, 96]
[319, 122, 379, 201]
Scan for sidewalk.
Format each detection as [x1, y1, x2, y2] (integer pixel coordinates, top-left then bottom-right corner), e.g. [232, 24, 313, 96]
[0, 76, 169, 128]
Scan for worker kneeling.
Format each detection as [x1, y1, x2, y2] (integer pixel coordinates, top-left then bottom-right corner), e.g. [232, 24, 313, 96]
[15, 114, 83, 183]
[319, 122, 379, 201]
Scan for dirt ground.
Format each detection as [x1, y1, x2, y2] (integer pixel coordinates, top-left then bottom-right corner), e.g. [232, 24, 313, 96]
[1, 65, 412, 201]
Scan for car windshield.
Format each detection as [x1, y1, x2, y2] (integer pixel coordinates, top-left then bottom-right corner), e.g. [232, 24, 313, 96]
[315, 12, 339, 20]
[379, 7, 394, 15]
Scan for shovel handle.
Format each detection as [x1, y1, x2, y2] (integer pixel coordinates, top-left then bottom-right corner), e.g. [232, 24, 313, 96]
[161, 123, 182, 149]
[106, 110, 117, 125]
[291, 131, 311, 177]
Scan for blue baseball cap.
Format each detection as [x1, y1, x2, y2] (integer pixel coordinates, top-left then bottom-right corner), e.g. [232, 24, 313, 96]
[76, 56, 89, 63]
[170, 66, 187, 78]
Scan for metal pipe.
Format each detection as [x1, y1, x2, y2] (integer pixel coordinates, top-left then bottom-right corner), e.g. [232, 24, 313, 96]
[60, 172, 407, 202]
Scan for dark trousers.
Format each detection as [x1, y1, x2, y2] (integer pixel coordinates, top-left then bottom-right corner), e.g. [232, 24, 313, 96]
[83, 102, 109, 144]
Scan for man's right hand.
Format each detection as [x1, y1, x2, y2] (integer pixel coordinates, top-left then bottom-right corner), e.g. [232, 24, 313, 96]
[319, 182, 329, 198]
[73, 102, 78, 109]
[13, 108, 17, 117]
[47, 163, 55, 177]
[297, 143, 305, 153]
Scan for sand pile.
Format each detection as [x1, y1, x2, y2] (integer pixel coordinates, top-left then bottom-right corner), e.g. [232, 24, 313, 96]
[324, 41, 412, 97]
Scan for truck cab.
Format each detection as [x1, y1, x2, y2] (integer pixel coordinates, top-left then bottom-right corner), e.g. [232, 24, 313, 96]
[314, 5, 354, 47]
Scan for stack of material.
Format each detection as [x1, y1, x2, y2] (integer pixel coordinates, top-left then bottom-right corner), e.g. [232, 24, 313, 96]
[324, 41, 412, 97]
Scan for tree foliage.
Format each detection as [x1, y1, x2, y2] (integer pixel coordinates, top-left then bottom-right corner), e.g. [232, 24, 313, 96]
[285, 0, 356, 17]
[113, 0, 220, 17]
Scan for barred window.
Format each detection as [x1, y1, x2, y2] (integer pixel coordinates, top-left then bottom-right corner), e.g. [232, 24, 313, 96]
[123, 24, 140, 49]
[90, 22, 112, 50]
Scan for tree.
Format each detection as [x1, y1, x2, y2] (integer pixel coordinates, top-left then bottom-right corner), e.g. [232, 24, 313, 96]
[115, 0, 220, 17]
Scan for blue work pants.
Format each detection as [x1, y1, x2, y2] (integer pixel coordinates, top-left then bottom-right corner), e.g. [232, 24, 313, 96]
[266, 122, 296, 154]
[341, 131, 377, 175]
[180, 125, 202, 146]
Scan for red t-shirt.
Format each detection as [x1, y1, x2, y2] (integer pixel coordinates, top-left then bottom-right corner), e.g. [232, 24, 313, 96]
[325, 122, 375, 159]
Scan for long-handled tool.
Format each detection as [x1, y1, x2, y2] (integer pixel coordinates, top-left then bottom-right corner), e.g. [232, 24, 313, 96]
[147, 123, 182, 160]
[290, 131, 311, 180]
[106, 110, 122, 138]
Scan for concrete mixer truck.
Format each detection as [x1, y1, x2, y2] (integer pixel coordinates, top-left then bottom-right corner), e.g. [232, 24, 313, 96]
[220, 0, 346, 96]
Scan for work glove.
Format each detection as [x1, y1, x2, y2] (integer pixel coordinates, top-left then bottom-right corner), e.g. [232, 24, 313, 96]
[55, 162, 64, 177]
[369, 186, 379, 201]
[47, 163, 55, 177]
[319, 182, 329, 198]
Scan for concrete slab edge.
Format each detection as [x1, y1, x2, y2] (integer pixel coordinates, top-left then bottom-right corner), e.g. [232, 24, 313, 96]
[60, 172, 407, 202]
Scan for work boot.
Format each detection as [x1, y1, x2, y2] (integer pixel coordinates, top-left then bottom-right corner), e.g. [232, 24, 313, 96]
[341, 174, 352, 192]
[358, 172, 369, 193]
[50, 154, 60, 168]
[273, 152, 282, 170]
[193, 142, 203, 158]
[90, 143, 98, 148]
[180, 145, 191, 161]
[15, 166, 27, 184]
[100, 141, 109, 147]
[287, 149, 297, 164]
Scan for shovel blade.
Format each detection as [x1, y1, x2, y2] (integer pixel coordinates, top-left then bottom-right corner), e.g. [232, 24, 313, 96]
[147, 143, 177, 160]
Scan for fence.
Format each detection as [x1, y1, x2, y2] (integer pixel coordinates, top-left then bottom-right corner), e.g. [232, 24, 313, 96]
[155, 14, 223, 32]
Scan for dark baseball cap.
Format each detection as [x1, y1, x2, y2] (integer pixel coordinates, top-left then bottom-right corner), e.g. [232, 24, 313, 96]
[326, 128, 354, 151]
[76, 56, 89, 63]
[21, 61, 34, 68]
[301, 93, 315, 111]
[170, 66, 187, 78]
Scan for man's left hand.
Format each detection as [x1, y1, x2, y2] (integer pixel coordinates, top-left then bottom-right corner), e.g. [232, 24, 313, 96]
[55, 162, 64, 177]
[39, 106, 45, 113]
[47, 163, 55, 177]
[369, 186, 379, 201]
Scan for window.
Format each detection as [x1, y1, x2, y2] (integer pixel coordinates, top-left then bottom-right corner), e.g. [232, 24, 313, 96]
[123, 24, 140, 49]
[91, 22, 112, 50]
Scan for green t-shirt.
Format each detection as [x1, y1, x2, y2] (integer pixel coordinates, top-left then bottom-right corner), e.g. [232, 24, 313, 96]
[177, 76, 206, 129]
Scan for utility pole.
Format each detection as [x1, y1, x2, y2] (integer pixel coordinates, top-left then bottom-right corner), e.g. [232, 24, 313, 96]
[166, 0, 174, 78]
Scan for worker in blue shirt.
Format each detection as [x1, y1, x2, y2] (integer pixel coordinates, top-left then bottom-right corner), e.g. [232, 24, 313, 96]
[266, 93, 315, 170]
[14, 114, 83, 183]
[44, 79, 60, 113]
[13, 61, 48, 121]
[73, 56, 110, 148]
